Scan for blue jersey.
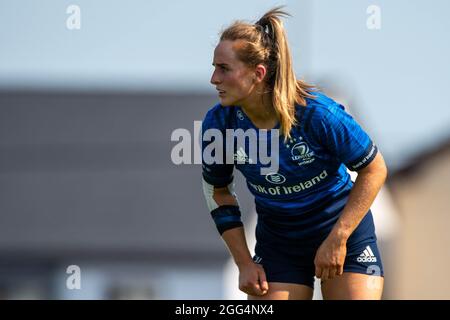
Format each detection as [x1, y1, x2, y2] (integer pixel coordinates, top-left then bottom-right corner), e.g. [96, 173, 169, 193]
[201, 91, 378, 242]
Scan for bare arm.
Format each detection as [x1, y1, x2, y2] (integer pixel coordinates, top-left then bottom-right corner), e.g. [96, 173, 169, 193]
[329, 151, 388, 241]
[211, 186, 268, 296]
[314, 152, 388, 280]
[213, 186, 253, 268]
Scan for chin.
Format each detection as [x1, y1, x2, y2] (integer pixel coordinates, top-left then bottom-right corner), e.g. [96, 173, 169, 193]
[219, 97, 238, 107]
[219, 99, 232, 107]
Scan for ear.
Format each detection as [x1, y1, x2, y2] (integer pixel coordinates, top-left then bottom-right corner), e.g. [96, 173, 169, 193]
[253, 64, 267, 83]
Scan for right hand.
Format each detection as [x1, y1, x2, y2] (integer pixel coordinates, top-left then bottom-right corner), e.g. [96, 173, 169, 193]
[238, 261, 269, 296]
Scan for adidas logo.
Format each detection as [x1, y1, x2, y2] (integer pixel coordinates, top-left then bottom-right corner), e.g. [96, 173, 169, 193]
[357, 245, 377, 263]
[234, 147, 253, 164]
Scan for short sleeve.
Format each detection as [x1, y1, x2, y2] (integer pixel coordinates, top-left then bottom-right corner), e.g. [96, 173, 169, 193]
[314, 103, 378, 171]
[201, 105, 234, 187]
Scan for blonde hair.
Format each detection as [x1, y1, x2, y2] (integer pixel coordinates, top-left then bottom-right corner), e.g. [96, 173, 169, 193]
[219, 6, 315, 142]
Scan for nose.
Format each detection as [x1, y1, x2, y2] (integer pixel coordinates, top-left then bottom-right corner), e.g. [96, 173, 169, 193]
[210, 69, 221, 85]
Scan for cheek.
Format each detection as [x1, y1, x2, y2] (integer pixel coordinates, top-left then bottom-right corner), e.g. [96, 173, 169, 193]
[229, 74, 252, 93]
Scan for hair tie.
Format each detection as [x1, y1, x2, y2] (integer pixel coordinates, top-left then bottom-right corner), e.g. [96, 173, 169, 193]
[256, 20, 273, 40]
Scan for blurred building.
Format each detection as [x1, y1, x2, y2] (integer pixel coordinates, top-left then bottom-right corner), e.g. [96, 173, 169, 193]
[0, 91, 257, 299]
[387, 137, 450, 299]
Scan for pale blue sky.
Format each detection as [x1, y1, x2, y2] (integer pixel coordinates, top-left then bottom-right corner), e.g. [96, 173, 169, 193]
[1, 0, 449, 169]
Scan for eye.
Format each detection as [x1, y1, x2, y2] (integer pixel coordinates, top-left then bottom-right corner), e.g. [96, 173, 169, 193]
[212, 64, 229, 72]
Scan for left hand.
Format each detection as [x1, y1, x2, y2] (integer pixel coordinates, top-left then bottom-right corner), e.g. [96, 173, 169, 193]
[314, 234, 347, 281]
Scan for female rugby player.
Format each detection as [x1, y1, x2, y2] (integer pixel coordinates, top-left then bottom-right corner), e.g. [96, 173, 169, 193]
[201, 6, 387, 300]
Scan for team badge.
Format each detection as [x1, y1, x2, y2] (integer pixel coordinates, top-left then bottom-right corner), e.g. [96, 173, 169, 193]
[285, 137, 315, 166]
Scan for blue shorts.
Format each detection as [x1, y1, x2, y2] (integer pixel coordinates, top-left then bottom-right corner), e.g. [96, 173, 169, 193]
[252, 210, 384, 289]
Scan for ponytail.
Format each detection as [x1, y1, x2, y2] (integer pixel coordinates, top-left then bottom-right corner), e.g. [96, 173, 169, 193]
[255, 7, 315, 141]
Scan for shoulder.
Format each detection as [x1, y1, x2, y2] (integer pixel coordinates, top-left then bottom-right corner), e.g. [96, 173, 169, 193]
[296, 91, 350, 130]
[202, 103, 237, 130]
[292, 91, 342, 129]
[307, 91, 346, 118]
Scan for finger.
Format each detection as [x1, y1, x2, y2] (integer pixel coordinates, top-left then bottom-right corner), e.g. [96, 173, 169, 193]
[239, 284, 248, 294]
[328, 267, 337, 280]
[315, 266, 323, 279]
[258, 269, 269, 292]
[337, 264, 344, 276]
[241, 285, 255, 296]
[321, 268, 330, 281]
[253, 283, 264, 296]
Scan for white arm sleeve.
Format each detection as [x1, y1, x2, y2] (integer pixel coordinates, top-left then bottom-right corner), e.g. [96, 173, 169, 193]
[202, 177, 239, 212]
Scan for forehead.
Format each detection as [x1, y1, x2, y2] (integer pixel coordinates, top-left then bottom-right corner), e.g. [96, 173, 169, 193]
[213, 40, 240, 64]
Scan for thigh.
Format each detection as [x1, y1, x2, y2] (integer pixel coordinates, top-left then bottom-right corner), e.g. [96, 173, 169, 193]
[248, 282, 313, 300]
[321, 272, 384, 300]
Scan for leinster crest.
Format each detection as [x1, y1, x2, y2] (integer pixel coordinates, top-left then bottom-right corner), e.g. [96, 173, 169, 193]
[285, 137, 315, 166]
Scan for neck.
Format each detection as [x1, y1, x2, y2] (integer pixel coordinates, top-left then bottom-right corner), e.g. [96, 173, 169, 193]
[239, 89, 278, 128]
